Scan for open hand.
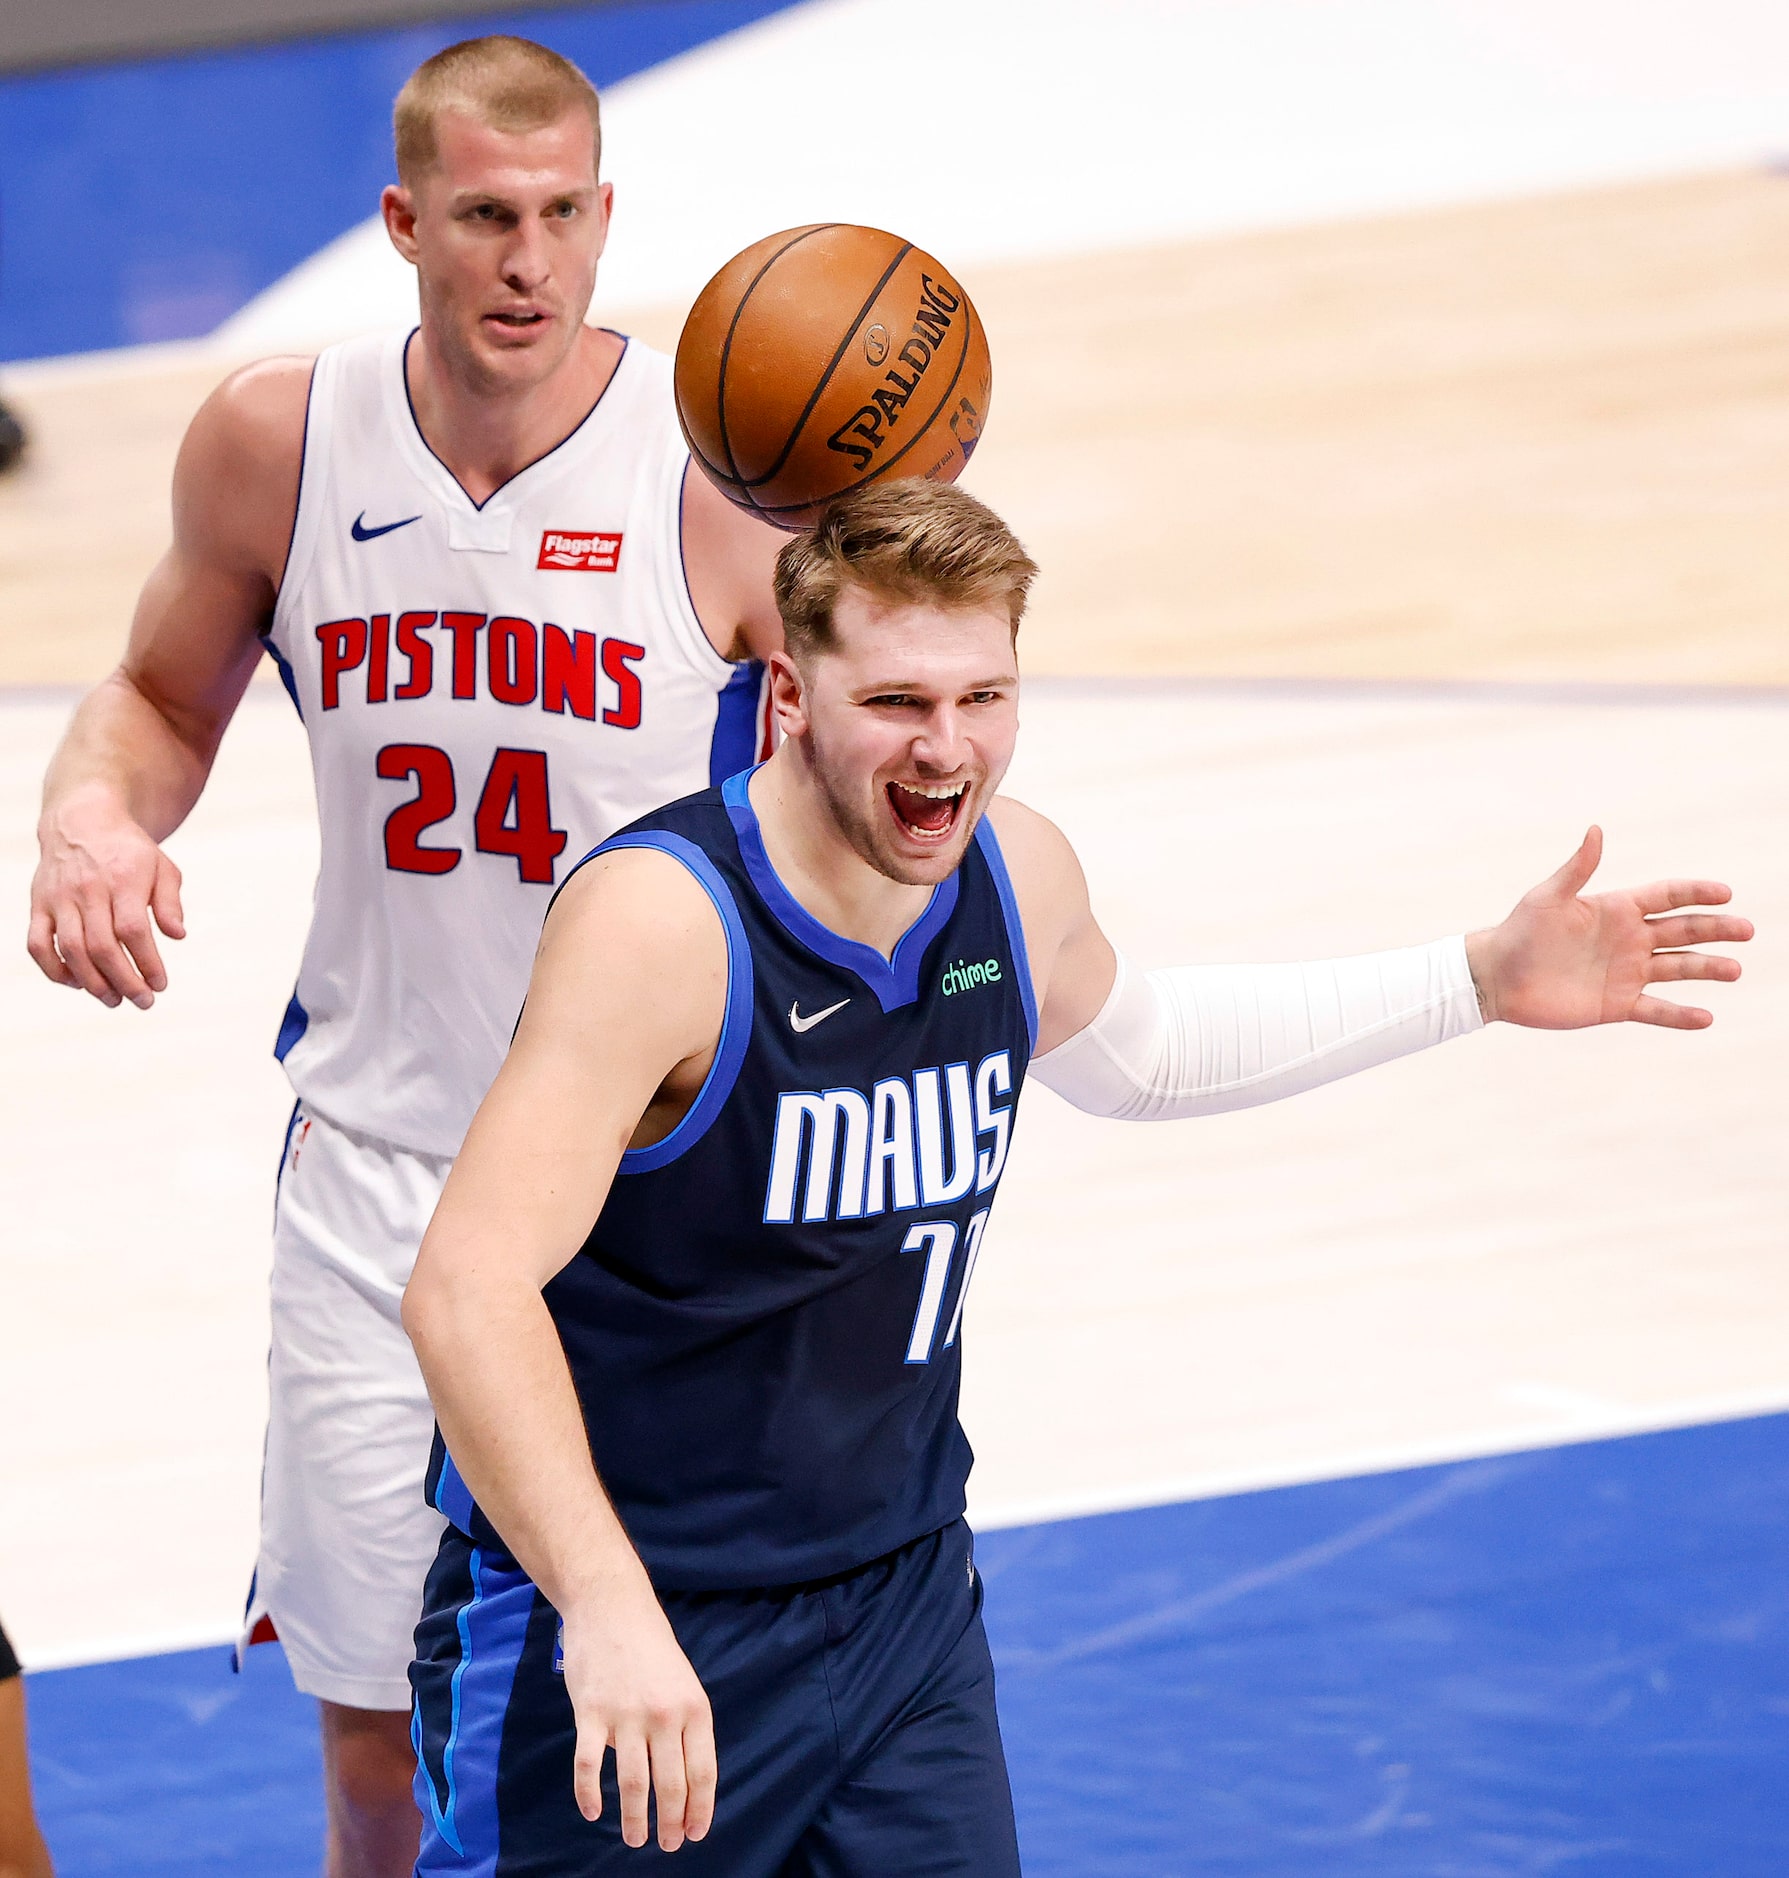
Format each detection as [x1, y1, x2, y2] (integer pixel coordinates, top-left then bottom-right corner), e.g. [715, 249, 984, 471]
[560, 1582, 716, 1852]
[1466, 827, 1751, 1030]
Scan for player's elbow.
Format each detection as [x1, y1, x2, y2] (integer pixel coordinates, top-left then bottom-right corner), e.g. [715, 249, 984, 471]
[400, 1253, 450, 1362]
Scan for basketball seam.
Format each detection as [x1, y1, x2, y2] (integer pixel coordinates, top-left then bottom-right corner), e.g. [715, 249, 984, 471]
[735, 240, 916, 494]
[714, 225, 837, 492]
[747, 299, 981, 517]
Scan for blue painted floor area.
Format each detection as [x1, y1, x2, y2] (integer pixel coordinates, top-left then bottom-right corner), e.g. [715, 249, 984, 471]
[0, 0, 799, 363]
[979, 1411, 1789, 1876]
[26, 1412, 1789, 1874]
[29, 1639, 321, 1873]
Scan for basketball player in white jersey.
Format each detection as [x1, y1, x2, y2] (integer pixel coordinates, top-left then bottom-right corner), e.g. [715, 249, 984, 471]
[26, 37, 786, 1876]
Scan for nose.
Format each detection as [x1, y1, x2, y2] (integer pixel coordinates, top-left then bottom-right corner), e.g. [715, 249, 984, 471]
[911, 703, 970, 775]
[501, 218, 552, 295]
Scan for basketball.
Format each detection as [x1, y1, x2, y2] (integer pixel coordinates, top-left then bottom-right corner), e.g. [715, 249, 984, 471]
[674, 224, 992, 530]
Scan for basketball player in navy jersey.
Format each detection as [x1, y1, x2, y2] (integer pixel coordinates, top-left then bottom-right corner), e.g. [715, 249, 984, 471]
[25, 38, 787, 1875]
[403, 481, 1750, 1871]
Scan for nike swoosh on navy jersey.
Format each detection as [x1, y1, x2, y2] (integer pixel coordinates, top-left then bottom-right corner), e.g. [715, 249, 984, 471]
[789, 997, 850, 1034]
[350, 510, 421, 542]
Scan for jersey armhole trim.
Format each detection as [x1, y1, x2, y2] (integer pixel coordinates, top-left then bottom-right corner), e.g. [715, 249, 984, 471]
[268, 353, 326, 635]
[577, 830, 755, 1174]
[974, 817, 1039, 1054]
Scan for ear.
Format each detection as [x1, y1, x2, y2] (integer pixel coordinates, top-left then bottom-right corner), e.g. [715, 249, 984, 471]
[592, 180, 615, 261]
[382, 183, 421, 264]
[767, 650, 811, 740]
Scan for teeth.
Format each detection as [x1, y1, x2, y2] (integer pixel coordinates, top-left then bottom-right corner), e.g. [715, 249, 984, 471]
[896, 781, 966, 799]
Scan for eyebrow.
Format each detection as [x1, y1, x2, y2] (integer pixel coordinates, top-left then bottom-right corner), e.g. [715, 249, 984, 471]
[852, 674, 1018, 697]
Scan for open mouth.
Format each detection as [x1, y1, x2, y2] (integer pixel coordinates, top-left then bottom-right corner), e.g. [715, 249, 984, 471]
[486, 310, 549, 332]
[886, 779, 968, 842]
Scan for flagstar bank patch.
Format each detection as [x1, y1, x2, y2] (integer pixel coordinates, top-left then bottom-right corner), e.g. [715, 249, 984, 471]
[538, 530, 623, 571]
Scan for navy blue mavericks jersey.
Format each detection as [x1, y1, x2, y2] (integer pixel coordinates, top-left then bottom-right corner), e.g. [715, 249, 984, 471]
[427, 767, 1037, 1589]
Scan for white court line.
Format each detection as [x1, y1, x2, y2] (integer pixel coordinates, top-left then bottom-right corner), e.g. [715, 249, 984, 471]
[970, 1385, 1789, 1533]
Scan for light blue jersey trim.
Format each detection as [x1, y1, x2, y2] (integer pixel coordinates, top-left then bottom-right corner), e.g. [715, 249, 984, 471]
[721, 767, 959, 1013]
[414, 1547, 533, 1875]
[585, 830, 755, 1174]
[430, 1449, 477, 1536]
[973, 818, 1038, 1053]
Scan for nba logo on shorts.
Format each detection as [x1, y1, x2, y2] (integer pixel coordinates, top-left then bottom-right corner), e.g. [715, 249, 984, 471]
[537, 529, 623, 572]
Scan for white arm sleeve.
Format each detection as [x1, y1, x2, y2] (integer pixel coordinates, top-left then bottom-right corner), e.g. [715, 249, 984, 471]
[1029, 938, 1483, 1120]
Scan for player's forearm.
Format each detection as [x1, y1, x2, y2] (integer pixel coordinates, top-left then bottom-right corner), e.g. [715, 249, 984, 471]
[40, 670, 220, 843]
[1031, 938, 1483, 1120]
[404, 1264, 654, 1613]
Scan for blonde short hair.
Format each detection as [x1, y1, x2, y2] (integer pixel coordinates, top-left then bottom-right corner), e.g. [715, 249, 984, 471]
[393, 36, 601, 187]
[774, 481, 1039, 662]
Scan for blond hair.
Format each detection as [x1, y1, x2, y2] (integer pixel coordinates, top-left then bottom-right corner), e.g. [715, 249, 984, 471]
[774, 481, 1038, 662]
[393, 36, 601, 187]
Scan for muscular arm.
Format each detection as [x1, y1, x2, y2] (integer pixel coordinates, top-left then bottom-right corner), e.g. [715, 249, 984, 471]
[27, 357, 309, 1007]
[990, 802, 1749, 1119]
[402, 848, 727, 1851]
[679, 460, 787, 663]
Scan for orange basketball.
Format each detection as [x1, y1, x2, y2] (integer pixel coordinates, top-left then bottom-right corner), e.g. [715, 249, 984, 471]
[674, 224, 992, 531]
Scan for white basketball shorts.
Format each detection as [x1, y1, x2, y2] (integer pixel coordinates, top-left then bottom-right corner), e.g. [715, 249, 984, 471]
[239, 1101, 450, 1710]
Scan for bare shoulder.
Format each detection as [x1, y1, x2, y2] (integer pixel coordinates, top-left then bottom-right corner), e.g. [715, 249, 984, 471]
[545, 844, 723, 949]
[985, 795, 1088, 906]
[531, 845, 729, 1040]
[173, 355, 314, 580]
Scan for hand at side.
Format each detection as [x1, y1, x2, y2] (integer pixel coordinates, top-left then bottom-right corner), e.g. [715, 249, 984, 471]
[1465, 826, 1753, 1030]
[560, 1575, 716, 1849]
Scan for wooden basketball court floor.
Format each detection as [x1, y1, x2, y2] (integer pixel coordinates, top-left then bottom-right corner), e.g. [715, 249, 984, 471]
[0, 171, 1783, 1682]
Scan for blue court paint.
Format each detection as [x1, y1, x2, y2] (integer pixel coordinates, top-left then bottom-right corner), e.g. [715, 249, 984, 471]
[0, 1, 800, 363]
[980, 1411, 1789, 1876]
[26, 1412, 1789, 1873]
[28, 1641, 321, 1874]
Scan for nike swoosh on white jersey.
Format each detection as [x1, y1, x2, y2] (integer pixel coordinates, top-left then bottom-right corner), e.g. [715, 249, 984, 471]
[789, 997, 851, 1034]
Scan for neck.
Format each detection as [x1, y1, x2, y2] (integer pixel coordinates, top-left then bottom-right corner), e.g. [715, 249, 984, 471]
[405, 323, 622, 505]
[749, 747, 936, 961]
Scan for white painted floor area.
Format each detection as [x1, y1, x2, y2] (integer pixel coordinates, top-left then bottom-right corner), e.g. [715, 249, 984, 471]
[1, 680, 1780, 1669]
[215, 0, 1789, 353]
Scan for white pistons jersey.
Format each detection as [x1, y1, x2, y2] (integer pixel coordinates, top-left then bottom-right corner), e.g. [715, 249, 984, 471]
[265, 328, 768, 1157]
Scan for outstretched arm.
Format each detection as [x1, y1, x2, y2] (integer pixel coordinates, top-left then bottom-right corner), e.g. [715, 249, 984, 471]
[992, 801, 1750, 1122]
[27, 357, 308, 1008]
[402, 848, 728, 1854]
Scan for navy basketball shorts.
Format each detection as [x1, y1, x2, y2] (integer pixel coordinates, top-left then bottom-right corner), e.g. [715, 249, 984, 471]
[411, 1517, 1022, 1876]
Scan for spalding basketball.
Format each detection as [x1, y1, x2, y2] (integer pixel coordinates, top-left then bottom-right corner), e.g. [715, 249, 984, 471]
[675, 224, 991, 530]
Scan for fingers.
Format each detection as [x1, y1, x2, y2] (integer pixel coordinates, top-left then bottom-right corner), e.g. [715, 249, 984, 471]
[682, 1711, 717, 1845]
[573, 1703, 713, 1850]
[1630, 993, 1714, 1030]
[1644, 913, 1753, 949]
[1632, 878, 1734, 916]
[572, 1720, 608, 1824]
[649, 1723, 690, 1852]
[1541, 825, 1602, 900]
[113, 890, 169, 997]
[74, 892, 157, 1009]
[1644, 951, 1743, 985]
[151, 853, 187, 942]
[45, 904, 127, 1008]
[25, 904, 78, 989]
[614, 1727, 653, 1849]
